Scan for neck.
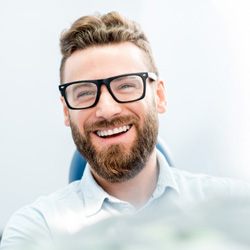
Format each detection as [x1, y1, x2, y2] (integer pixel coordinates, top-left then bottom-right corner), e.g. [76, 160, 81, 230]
[91, 149, 159, 208]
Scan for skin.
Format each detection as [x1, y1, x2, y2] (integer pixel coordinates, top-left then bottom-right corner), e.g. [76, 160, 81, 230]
[61, 42, 167, 207]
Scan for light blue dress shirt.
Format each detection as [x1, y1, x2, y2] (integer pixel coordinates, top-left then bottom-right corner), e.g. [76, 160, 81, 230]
[1, 150, 250, 249]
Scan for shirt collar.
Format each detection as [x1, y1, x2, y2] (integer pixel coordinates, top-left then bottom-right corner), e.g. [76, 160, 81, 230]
[151, 149, 180, 199]
[80, 149, 180, 216]
[80, 165, 109, 217]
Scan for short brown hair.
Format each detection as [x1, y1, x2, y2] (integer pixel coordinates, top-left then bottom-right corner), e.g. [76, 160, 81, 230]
[59, 11, 158, 83]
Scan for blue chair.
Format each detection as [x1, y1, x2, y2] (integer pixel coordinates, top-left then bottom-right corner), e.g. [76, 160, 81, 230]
[69, 138, 174, 183]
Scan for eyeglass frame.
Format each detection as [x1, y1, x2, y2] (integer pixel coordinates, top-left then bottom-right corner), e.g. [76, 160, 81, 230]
[59, 72, 157, 110]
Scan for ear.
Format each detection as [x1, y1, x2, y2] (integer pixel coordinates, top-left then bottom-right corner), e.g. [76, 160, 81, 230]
[156, 79, 167, 113]
[60, 97, 70, 127]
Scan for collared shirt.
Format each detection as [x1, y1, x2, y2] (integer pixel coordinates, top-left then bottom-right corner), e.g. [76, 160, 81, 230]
[1, 150, 250, 249]
[81, 150, 179, 218]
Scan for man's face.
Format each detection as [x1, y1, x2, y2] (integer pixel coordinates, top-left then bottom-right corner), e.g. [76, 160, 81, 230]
[62, 42, 166, 182]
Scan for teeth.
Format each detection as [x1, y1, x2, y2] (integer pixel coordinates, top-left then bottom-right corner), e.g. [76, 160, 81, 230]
[97, 125, 131, 137]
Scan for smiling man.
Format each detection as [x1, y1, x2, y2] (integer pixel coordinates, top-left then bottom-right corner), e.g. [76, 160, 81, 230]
[1, 11, 250, 250]
[60, 41, 165, 207]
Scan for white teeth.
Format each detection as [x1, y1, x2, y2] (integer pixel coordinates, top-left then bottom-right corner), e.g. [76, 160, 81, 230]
[97, 125, 131, 137]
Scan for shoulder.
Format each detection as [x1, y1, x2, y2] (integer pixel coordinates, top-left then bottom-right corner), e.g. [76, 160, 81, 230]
[1, 181, 83, 249]
[24, 180, 83, 216]
[171, 168, 250, 200]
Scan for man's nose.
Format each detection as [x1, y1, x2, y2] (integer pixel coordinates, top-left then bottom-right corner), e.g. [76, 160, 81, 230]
[95, 85, 122, 119]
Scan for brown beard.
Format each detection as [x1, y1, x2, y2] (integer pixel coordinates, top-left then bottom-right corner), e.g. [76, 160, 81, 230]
[69, 109, 159, 183]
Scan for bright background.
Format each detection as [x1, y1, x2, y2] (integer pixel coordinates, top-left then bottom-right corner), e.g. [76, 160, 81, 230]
[0, 0, 250, 230]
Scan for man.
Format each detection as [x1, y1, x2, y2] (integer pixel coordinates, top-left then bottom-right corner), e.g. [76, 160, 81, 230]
[1, 11, 250, 249]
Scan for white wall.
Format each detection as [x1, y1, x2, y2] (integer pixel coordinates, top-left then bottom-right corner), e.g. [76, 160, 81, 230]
[0, 0, 250, 230]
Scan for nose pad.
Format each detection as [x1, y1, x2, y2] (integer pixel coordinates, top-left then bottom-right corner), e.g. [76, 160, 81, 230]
[95, 85, 122, 119]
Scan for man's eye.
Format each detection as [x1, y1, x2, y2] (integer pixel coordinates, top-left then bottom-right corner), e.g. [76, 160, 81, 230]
[76, 90, 95, 98]
[118, 83, 136, 90]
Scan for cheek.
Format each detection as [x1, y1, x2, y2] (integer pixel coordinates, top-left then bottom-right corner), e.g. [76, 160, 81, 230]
[144, 92, 157, 112]
[69, 111, 90, 133]
[145, 84, 157, 104]
[130, 102, 153, 127]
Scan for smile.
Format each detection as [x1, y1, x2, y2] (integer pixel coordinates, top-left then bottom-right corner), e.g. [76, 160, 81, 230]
[96, 125, 131, 138]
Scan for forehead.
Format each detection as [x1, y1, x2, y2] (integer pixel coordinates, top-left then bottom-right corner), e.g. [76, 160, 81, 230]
[63, 42, 150, 83]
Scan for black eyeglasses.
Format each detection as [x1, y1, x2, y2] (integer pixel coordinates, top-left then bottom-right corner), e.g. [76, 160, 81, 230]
[59, 72, 157, 110]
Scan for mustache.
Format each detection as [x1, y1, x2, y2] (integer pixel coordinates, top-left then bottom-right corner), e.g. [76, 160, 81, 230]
[85, 115, 139, 132]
